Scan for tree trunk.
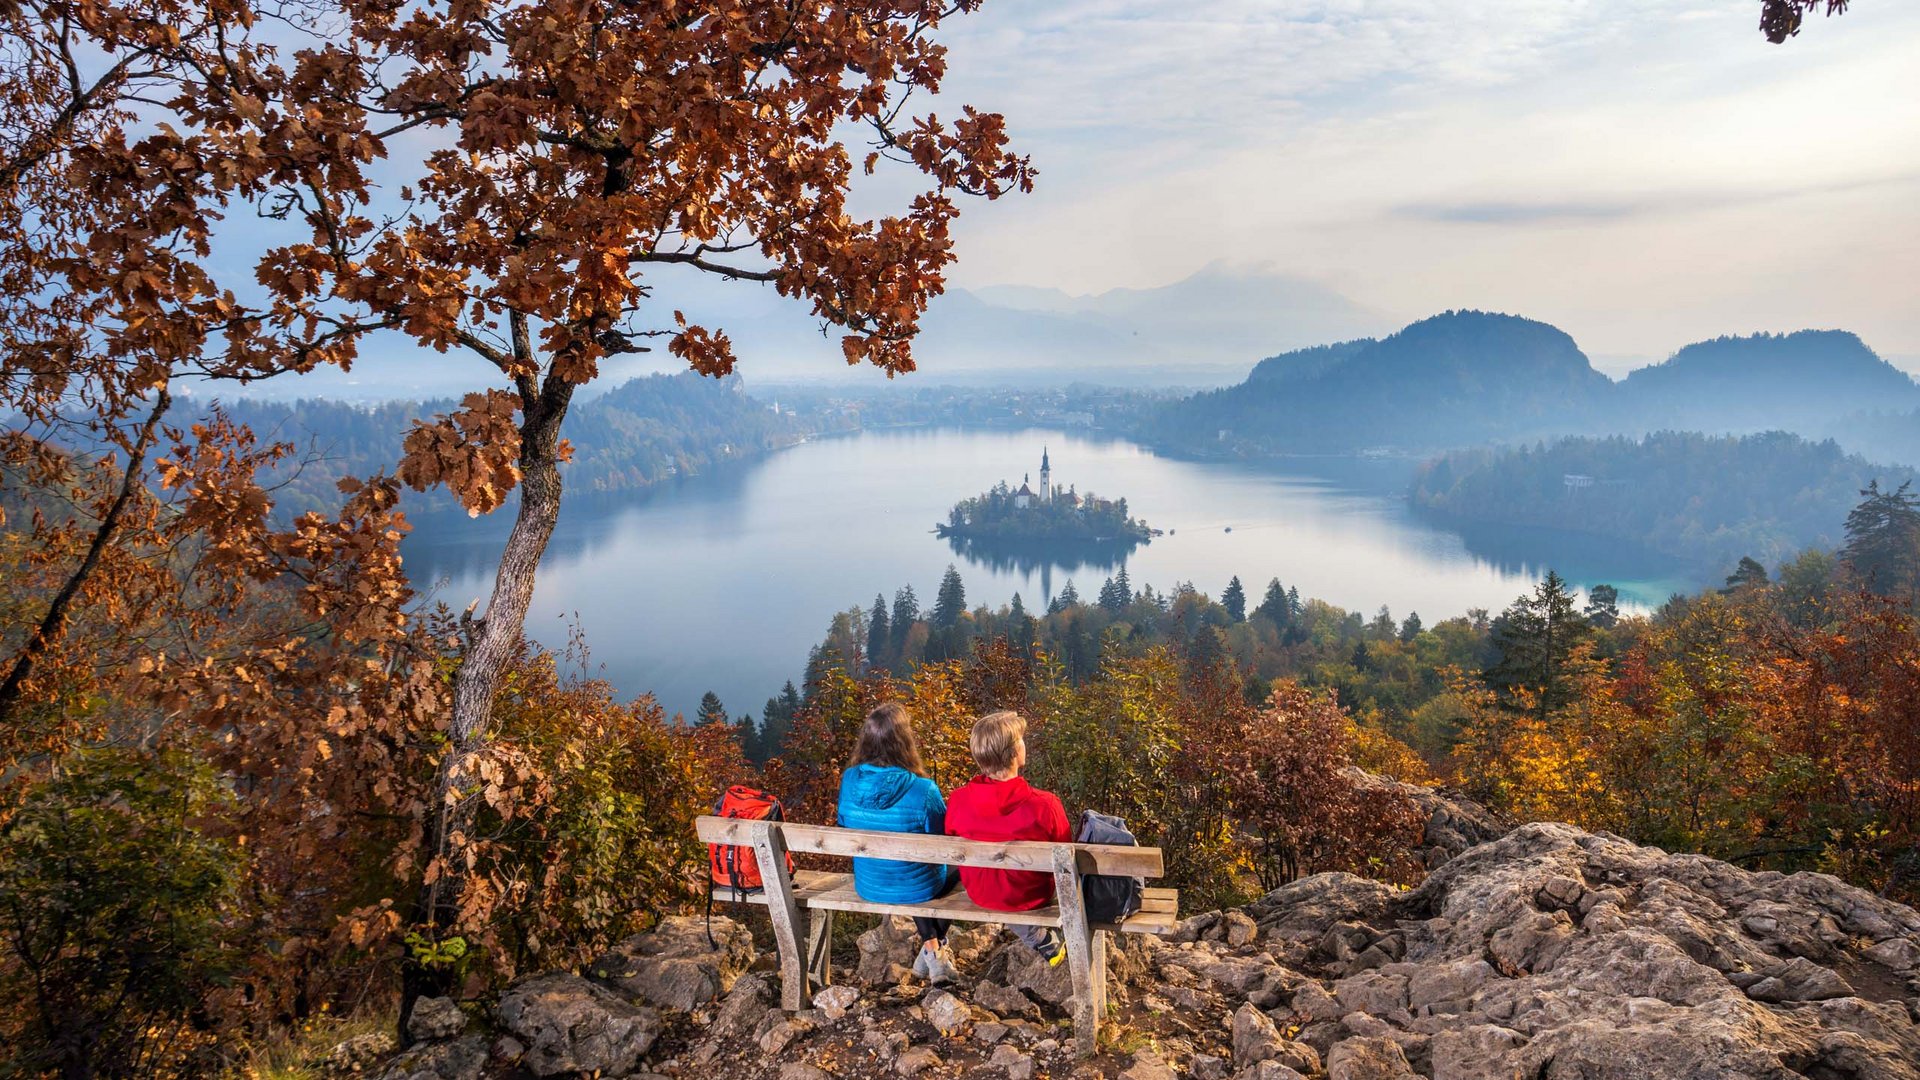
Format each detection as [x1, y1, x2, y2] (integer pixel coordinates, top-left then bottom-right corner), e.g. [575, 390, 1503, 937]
[0, 386, 170, 726]
[402, 377, 573, 1040]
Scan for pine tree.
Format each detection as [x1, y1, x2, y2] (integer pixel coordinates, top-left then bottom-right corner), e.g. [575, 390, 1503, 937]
[1009, 592, 1027, 619]
[1114, 566, 1132, 604]
[931, 565, 967, 629]
[1584, 584, 1620, 629]
[891, 584, 919, 659]
[1286, 586, 1301, 619]
[1055, 579, 1081, 612]
[1842, 480, 1920, 599]
[1485, 570, 1593, 723]
[868, 593, 891, 669]
[696, 691, 728, 727]
[1097, 575, 1129, 614]
[1399, 611, 1423, 641]
[1222, 576, 1247, 623]
[1254, 578, 1289, 626]
[1370, 605, 1396, 639]
[1723, 556, 1770, 592]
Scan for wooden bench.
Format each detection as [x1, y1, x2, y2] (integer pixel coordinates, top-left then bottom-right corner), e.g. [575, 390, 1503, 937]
[694, 815, 1178, 1048]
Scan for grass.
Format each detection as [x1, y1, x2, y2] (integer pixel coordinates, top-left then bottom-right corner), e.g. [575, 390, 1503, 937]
[226, 1010, 395, 1080]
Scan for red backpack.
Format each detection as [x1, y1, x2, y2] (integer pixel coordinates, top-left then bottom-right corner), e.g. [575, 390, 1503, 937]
[706, 786, 794, 943]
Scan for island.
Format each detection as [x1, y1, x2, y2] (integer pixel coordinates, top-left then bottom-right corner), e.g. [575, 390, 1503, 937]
[936, 448, 1154, 543]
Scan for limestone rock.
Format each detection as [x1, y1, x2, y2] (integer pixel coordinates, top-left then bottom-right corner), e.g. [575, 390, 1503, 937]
[781, 1065, 835, 1080]
[814, 984, 861, 1021]
[924, 989, 973, 1035]
[895, 1045, 942, 1076]
[371, 1035, 487, 1080]
[325, 1031, 396, 1075]
[1004, 934, 1076, 1006]
[858, 916, 925, 984]
[405, 997, 467, 1042]
[990, 1042, 1035, 1080]
[1232, 1064, 1307, 1080]
[494, 972, 661, 1078]
[1120, 1048, 1177, 1080]
[590, 915, 753, 1012]
[1326, 1035, 1415, 1079]
[1223, 910, 1260, 949]
[975, 979, 1041, 1019]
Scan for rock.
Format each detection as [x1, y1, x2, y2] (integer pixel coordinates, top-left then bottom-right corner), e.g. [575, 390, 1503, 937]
[1405, 958, 1493, 1013]
[706, 972, 771, 1044]
[757, 1015, 814, 1056]
[371, 1035, 487, 1080]
[975, 1020, 1009, 1044]
[814, 984, 861, 1021]
[1287, 980, 1340, 1020]
[1004, 934, 1076, 1006]
[1223, 910, 1260, 949]
[1327, 1035, 1416, 1079]
[1247, 874, 1397, 943]
[1121, 1048, 1178, 1080]
[1331, 971, 1407, 1016]
[1233, 1064, 1307, 1080]
[863, 1028, 910, 1061]
[1746, 956, 1853, 1002]
[590, 915, 754, 1012]
[989, 1043, 1035, 1080]
[494, 972, 662, 1078]
[1190, 1052, 1228, 1080]
[1866, 937, 1920, 971]
[489, 1036, 524, 1063]
[325, 1031, 397, 1074]
[781, 1065, 835, 1080]
[858, 916, 925, 984]
[976, 979, 1041, 1019]
[924, 989, 973, 1035]
[1232, 1002, 1285, 1065]
[406, 997, 467, 1042]
[1427, 1025, 1531, 1080]
[895, 1045, 942, 1076]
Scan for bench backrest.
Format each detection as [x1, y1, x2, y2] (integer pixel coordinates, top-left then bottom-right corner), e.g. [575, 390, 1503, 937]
[693, 815, 1163, 879]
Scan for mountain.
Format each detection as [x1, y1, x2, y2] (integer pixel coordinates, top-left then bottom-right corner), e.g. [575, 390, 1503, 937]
[1144, 310, 1613, 454]
[1619, 330, 1920, 436]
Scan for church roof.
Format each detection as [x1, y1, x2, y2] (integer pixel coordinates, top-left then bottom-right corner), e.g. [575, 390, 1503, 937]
[1016, 483, 1035, 496]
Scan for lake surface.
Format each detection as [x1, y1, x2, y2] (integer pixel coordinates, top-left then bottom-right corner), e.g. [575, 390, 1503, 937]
[403, 427, 1697, 721]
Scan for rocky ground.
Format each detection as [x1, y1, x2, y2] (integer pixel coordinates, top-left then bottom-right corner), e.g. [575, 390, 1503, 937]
[354, 794, 1920, 1079]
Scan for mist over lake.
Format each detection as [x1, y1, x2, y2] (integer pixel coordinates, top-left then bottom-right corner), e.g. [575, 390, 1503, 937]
[402, 427, 1695, 720]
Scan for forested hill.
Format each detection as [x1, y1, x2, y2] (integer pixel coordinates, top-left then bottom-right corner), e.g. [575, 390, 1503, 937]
[1410, 430, 1920, 568]
[1620, 330, 1920, 437]
[210, 372, 814, 517]
[1142, 310, 1612, 454]
[1142, 316, 1920, 465]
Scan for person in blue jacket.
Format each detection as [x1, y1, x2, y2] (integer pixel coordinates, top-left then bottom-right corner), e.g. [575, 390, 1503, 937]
[836, 702, 957, 983]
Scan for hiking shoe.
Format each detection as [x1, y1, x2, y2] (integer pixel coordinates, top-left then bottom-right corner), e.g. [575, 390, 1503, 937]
[922, 945, 958, 986]
[1036, 929, 1066, 967]
[911, 947, 932, 981]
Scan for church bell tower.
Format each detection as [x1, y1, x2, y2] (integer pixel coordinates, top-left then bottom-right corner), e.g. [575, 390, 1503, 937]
[1039, 446, 1051, 504]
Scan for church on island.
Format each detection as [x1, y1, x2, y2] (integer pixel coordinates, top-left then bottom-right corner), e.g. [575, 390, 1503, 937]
[939, 447, 1149, 543]
[1011, 447, 1117, 515]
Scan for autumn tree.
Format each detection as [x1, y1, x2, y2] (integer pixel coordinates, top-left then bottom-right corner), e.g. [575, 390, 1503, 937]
[1484, 571, 1593, 724]
[1760, 0, 1852, 43]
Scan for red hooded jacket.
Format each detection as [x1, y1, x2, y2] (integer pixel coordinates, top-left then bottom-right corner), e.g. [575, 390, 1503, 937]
[944, 774, 1071, 911]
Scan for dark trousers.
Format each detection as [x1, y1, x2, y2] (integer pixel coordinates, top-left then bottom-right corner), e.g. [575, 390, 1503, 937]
[913, 872, 959, 944]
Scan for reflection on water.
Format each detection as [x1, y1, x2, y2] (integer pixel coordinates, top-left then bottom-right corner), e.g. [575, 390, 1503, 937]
[403, 427, 1704, 720]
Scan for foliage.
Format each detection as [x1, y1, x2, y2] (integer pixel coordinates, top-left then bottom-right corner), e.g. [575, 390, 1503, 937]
[1413, 431, 1918, 570]
[0, 748, 244, 1080]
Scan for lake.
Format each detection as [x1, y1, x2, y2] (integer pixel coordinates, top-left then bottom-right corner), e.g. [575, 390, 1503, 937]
[402, 427, 1697, 721]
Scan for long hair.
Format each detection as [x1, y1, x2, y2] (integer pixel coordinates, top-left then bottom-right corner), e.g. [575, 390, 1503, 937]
[847, 702, 928, 777]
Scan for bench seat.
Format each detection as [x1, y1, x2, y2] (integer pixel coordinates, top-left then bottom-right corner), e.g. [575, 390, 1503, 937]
[712, 869, 1180, 935]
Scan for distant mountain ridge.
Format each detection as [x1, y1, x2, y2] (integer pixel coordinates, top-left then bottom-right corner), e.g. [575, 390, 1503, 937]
[1145, 310, 1613, 454]
[1147, 315, 1920, 463]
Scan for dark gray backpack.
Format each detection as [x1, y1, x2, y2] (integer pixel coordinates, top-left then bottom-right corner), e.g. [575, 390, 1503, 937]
[1076, 809, 1143, 923]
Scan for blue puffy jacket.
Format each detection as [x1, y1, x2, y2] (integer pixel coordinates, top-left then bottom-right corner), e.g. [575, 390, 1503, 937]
[836, 763, 952, 904]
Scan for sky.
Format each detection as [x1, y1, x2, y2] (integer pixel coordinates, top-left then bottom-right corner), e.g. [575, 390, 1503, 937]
[901, 0, 1920, 365]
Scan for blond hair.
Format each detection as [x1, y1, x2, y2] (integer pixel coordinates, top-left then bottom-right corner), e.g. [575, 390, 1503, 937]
[970, 710, 1027, 776]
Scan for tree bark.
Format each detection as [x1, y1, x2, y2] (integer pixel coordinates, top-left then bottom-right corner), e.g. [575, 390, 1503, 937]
[0, 386, 170, 726]
[402, 374, 573, 1040]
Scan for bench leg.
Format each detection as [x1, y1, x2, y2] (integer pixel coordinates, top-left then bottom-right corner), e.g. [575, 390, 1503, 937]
[1053, 848, 1105, 1053]
[806, 908, 834, 994]
[751, 821, 810, 1010]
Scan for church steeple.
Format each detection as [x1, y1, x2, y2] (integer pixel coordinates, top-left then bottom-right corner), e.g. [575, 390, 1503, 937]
[1038, 446, 1052, 504]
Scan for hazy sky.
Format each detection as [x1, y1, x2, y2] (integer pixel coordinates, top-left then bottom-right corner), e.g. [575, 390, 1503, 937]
[910, 0, 1920, 362]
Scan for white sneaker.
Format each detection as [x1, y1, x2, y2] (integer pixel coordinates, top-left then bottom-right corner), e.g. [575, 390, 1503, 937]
[911, 947, 931, 980]
[922, 946, 957, 986]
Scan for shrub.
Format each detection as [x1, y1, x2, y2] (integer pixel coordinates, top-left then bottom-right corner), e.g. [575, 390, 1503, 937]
[0, 748, 244, 1079]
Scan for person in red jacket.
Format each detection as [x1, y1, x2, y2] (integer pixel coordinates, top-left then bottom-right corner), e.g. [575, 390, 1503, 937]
[945, 710, 1069, 965]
